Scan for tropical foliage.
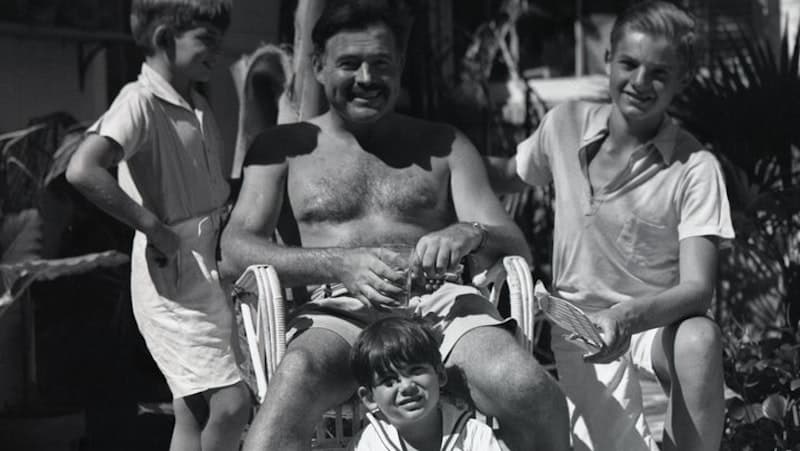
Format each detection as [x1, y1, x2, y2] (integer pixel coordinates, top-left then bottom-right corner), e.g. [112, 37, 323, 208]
[0, 116, 129, 413]
[670, 22, 800, 451]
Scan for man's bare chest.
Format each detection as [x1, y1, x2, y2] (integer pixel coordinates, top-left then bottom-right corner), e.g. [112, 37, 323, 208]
[286, 150, 449, 223]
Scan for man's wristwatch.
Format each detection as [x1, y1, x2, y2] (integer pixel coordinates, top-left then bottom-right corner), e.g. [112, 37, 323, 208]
[469, 221, 489, 253]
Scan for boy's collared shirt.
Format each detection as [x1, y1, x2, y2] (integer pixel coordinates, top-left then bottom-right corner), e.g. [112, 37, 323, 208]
[350, 401, 502, 451]
[89, 63, 229, 224]
[516, 100, 734, 311]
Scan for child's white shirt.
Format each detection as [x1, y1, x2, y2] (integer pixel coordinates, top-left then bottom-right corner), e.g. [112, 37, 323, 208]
[348, 400, 503, 451]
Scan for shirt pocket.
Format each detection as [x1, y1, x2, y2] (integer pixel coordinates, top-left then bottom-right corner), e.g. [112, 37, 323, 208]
[616, 215, 678, 283]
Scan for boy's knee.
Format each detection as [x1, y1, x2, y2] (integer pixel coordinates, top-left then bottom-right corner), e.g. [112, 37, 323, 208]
[210, 393, 251, 427]
[674, 316, 722, 357]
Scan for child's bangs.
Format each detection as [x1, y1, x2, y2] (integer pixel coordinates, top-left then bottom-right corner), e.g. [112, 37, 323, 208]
[366, 327, 441, 380]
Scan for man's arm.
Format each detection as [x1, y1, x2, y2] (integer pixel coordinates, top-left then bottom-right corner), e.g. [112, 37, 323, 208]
[220, 160, 333, 285]
[66, 134, 178, 258]
[219, 156, 406, 305]
[585, 235, 718, 363]
[484, 155, 529, 194]
[414, 129, 532, 275]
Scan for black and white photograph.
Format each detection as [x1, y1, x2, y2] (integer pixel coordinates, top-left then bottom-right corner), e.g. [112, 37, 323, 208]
[0, 1, 798, 450]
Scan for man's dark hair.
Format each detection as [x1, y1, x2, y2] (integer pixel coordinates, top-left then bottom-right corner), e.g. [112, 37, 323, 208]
[311, 0, 411, 57]
[130, 0, 232, 56]
[350, 317, 443, 389]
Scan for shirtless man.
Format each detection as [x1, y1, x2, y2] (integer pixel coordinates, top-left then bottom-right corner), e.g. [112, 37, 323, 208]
[220, 2, 569, 450]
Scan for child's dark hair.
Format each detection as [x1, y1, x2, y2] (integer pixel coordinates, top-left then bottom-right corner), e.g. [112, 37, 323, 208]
[350, 317, 443, 388]
[130, 0, 232, 55]
[610, 0, 697, 75]
[311, 0, 411, 57]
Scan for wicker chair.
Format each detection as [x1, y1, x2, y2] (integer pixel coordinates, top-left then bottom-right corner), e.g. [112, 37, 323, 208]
[232, 255, 538, 450]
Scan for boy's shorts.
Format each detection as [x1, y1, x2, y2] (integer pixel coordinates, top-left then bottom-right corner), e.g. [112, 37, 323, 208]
[551, 325, 661, 451]
[287, 282, 516, 361]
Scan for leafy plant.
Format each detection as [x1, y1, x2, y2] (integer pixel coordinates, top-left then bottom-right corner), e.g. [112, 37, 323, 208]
[721, 329, 800, 451]
[0, 117, 129, 413]
[672, 22, 800, 335]
[673, 20, 800, 451]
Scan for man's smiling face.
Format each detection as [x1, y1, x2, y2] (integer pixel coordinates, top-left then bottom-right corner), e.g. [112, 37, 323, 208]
[315, 22, 403, 124]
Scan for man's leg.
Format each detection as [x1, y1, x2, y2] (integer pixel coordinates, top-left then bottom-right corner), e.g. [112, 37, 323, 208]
[241, 329, 356, 451]
[448, 325, 570, 451]
[650, 316, 724, 451]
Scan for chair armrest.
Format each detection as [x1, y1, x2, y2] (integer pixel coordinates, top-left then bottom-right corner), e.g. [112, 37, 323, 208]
[502, 256, 537, 353]
[471, 256, 537, 353]
[232, 264, 287, 404]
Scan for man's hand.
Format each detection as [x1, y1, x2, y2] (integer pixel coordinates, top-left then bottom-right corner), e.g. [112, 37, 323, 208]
[335, 247, 410, 309]
[413, 223, 482, 277]
[583, 307, 633, 364]
[145, 223, 180, 267]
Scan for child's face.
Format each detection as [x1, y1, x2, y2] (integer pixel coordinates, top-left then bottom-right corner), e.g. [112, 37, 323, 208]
[607, 30, 688, 125]
[173, 23, 223, 83]
[358, 362, 444, 428]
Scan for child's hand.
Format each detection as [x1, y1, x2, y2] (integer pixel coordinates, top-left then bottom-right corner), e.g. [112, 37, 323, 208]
[583, 308, 632, 364]
[147, 224, 180, 267]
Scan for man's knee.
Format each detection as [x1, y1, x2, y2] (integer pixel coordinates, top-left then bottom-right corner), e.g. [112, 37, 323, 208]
[271, 346, 336, 394]
[460, 330, 563, 410]
[267, 345, 354, 411]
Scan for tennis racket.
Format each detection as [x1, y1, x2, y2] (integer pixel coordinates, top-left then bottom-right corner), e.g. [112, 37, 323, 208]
[534, 281, 605, 352]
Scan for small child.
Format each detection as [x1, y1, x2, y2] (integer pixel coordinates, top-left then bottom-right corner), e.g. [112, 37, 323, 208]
[66, 1, 250, 449]
[349, 317, 503, 451]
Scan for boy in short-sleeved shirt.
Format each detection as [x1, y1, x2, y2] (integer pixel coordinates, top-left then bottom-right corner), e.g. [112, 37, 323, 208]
[66, 1, 251, 448]
[517, 100, 733, 451]
[490, 2, 733, 450]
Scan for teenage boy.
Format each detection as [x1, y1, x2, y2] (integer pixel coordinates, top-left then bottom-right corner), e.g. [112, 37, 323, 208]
[488, 2, 733, 450]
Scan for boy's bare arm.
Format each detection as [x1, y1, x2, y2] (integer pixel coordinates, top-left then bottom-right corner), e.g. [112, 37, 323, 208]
[65, 134, 178, 256]
[585, 236, 718, 363]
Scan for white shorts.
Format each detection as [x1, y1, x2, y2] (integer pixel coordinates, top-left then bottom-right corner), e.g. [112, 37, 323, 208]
[551, 325, 661, 451]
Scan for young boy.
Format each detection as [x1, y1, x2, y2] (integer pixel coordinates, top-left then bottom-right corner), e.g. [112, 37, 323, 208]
[488, 2, 733, 450]
[349, 317, 503, 451]
[66, 1, 250, 449]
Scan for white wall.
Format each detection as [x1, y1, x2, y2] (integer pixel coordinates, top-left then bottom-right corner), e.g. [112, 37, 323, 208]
[783, 0, 800, 53]
[0, 0, 282, 175]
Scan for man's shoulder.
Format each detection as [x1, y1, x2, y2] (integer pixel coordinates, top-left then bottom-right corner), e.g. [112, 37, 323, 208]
[244, 122, 322, 167]
[392, 113, 455, 135]
[393, 113, 470, 152]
